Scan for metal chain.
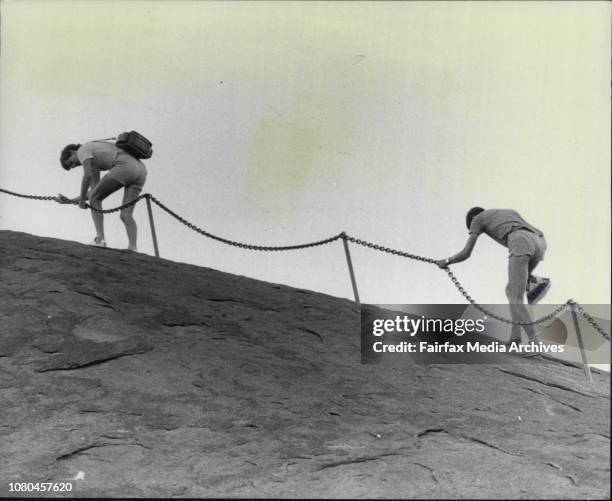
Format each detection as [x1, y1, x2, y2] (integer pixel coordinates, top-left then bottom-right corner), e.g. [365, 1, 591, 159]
[344, 232, 609, 336]
[344, 235, 436, 264]
[2, 186, 610, 339]
[147, 195, 343, 251]
[87, 194, 148, 214]
[570, 300, 611, 341]
[444, 268, 570, 326]
[0, 188, 55, 201]
[0, 187, 146, 213]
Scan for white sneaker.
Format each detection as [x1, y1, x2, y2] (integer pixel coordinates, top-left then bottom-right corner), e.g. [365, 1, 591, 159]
[91, 237, 107, 247]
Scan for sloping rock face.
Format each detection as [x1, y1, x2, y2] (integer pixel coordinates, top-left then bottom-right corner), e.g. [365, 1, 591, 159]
[0, 230, 609, 498]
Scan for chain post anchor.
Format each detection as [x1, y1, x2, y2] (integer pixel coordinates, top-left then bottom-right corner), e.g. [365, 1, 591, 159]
[145, 194, 160, 258]
[569, 300, 593, 384]
[341, 232, 360, 305]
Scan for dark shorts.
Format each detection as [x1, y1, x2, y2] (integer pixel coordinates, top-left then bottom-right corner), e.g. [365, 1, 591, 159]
[105, 151, 148, 190]
[507, 229, 547, 262]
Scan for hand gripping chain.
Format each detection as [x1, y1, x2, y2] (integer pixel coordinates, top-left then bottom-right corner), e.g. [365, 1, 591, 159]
[0, 188, 147, 213]
[0, 186, 609, 339]
[346, 234, 572, 327]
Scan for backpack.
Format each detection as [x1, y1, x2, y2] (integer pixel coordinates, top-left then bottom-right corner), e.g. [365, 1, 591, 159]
[115, 131, 153, 159]
[95, 131, 153, 159]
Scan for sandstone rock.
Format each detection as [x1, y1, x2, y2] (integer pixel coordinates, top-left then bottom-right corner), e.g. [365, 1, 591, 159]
[0, 230, 609, 498]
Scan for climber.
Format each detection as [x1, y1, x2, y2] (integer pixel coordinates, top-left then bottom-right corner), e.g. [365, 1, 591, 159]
[57, 141, 147, 251]
[435, 207, 551, 345]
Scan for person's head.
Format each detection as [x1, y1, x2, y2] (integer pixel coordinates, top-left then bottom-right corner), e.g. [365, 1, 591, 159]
[60, 144, 82, 170]
[466, 206, 485, 229]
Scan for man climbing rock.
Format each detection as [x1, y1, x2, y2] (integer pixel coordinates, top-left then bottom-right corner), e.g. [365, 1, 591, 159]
[436, 207, 551, 345]
[57, 140, 148, 251]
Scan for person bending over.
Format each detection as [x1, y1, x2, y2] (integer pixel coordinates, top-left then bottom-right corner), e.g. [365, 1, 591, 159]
[436, 207, 551, 345]
[58, 140, 148, 251]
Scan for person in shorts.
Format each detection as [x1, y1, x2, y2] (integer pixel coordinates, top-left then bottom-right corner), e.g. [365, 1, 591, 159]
[435, 207, 551, 345]
[58, 140, 148, 251]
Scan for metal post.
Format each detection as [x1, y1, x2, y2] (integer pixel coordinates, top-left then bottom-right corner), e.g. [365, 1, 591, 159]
[341, 233, 360, 305]
[145, 195, 160, 258]
[570, 304, 592, 383]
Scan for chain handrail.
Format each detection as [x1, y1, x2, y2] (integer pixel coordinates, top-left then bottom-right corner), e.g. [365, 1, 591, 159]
[570, 300, 611, 342]
[87, 194, 149, 214]
[349, 232, 610, 337]
[0, 187, 56, 201]
[343, 234, 436, 264]
[146, 194, 344, 251]
[1, 186, 609, 340]
[444, 267, 571, 326]
[0, 187, 147, 213]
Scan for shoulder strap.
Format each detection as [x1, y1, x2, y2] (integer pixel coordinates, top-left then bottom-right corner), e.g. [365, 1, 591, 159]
[91, 137, 117, 142]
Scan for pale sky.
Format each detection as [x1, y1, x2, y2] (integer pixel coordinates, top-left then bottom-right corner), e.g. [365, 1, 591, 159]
[1, 1, 610, 307]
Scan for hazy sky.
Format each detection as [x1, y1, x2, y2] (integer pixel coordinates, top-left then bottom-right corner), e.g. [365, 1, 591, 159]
[1, 1, 610, 306]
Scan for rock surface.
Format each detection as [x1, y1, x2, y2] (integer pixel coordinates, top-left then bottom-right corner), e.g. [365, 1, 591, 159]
[0, 230, 609, 498]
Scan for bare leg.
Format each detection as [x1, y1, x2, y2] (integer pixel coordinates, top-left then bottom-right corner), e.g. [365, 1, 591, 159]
[527, 255, 541, 283]
[506, 255, 539, 343]
[119, 185, 142, 251]
[528, 257, 539, 276]
[88, 176, 124, 242]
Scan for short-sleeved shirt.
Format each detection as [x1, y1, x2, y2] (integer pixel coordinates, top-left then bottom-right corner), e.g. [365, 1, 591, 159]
[77, 141, 122, 174]
[469, 209, 543, 247]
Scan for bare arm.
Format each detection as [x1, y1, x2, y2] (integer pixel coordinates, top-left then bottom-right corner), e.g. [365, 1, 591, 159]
[436, 233, 479, 268]
[77, 159, 99, 207]
[79, 160, 93, 202]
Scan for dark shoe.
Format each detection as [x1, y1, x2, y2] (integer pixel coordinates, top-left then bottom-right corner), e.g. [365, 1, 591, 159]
[526, 275, 542, 292]
[527, 277, 551, 304]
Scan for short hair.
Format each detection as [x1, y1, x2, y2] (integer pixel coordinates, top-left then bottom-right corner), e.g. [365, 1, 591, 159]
[466, 206, 485, 230]
[60, 144, 81, 170]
